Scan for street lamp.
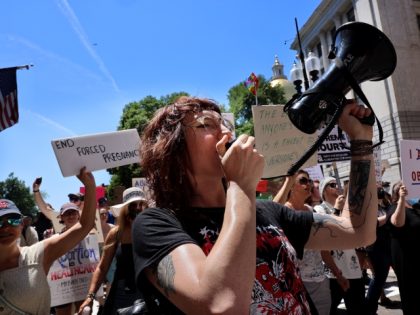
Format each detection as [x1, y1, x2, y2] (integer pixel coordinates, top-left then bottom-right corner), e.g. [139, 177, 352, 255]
[305, 51, 321, 83]
[289, 61, 304, 95]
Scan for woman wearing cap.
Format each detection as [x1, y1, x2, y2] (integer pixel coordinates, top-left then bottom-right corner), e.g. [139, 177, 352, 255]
[78, 187, 147, 315]
[53, 203, 89, 315]
[0, 167, 96, 315]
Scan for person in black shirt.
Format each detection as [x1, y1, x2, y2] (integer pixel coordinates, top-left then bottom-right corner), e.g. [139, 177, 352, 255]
[132, 96, 378, 314]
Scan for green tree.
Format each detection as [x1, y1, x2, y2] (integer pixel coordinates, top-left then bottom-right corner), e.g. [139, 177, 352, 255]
[0, 173, 37, 216]
[227, 75, 286, 135]
[107, 92, 189, 200]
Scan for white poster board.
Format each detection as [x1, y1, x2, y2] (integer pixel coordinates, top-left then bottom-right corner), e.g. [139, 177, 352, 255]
[222, 112, 236, 138]
[317, 126, 351, 163]
[51, 129, 140, 177]
[47, 234, 101, 306]
[304, 164, 324, 182]
[132, 177, 153, 203]
[252, 105, 317, 179]
[400, 139, 420, 199]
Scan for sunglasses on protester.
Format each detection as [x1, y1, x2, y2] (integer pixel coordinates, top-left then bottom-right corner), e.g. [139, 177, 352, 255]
[328, 183, 338, 189]
[0, 215, 23, 228]
[298, 177, 313, 185]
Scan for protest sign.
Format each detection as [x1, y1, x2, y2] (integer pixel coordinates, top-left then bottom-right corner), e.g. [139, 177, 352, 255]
[304, 164, 324, 182]
[373, 146, 382, 186]
[132, 177, 153, 202]
[252, 105, 317, 179]
[400, 139, 420, 199]
[317, 125, 351, 163]
[47, 234, 102, 306]
[222, 112, 236, 138]
[51, 129, 140, 177]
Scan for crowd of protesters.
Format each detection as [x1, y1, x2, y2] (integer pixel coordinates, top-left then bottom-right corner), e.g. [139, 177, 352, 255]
[1, 96, 419, 315]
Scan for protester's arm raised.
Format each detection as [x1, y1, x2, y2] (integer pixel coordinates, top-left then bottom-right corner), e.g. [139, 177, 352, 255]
[42, 167, 96, 272]
[32, 179, 56, 222]
[272, 174, 296, 204]
[144, 135, 264, 314]
[390, 185, 407, 227]
[305, 102, 377, 250]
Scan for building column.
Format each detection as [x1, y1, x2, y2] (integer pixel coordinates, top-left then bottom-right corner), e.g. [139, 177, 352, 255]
[334, 17, 342, 28]
[319, 32, 329, 70]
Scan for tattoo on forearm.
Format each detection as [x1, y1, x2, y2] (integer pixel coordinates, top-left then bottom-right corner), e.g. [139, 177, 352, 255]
[349, 160, 371, 215]
[312, 213, 343, 237]
[155, 255, 176, 297]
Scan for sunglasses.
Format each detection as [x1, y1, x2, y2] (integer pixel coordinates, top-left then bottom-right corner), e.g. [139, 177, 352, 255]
[298, 177, 313, 185]
[328, 183, 338, 189]
[0, 216, 23, 228]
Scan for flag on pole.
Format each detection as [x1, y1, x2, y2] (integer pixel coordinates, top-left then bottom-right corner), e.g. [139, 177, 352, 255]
[0, 67, 19, 132]
[244, 72, 259, 96]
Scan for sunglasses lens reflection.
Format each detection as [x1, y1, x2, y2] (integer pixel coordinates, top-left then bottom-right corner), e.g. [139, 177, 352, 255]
[0, 218, 22, 228]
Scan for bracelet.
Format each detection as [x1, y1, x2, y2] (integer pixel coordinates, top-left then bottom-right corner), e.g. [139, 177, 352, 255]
[33, 190, 40, 193]
[87, 292, 95, 301]
[350, 140, 373, 157]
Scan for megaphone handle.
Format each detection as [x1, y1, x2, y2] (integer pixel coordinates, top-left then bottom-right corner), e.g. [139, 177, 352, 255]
[340, 65, 378, 129]
[287, 106, 343, 176]
[358, 112, 375, 126]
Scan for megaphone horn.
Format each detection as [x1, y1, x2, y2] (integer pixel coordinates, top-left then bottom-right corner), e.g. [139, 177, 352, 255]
[284, 21, 397, 134]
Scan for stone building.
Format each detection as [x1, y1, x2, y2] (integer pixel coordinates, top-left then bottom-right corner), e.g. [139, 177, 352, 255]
[288, 0, 420, 188]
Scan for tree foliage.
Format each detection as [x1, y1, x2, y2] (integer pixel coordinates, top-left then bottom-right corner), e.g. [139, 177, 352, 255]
[0, 173, 37, 216]
[227, 75, 286, 136]
[106, 92, 189, 200]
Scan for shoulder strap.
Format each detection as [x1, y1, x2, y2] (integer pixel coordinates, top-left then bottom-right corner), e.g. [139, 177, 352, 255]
[0, 294, 30, 315]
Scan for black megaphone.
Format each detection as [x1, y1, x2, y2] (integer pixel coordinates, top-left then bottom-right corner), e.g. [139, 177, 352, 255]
[284, 21, 397, 134]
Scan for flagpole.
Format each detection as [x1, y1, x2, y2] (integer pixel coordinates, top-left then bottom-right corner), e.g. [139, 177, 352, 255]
[0, 65, 33, 72]
[16, 64, 34, 70]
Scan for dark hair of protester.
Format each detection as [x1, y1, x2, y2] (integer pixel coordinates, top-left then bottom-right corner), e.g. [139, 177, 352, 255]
[133, 96, 378, 314]
[141, 96, 221, 211]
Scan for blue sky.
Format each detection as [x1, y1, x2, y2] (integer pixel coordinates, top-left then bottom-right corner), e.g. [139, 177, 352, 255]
[0, 0, 321, 210]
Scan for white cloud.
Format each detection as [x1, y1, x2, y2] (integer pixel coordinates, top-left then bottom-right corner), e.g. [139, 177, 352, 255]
[56, 0, 120, 93]
[28, 110, 77, 136]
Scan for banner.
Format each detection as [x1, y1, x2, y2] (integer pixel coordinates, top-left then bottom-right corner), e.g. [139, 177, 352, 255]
[400, 139, 420, 199]
[317, 126, 351, 163]
[47, 234, 101, 306]
[51, 129, 140, 177]
[252, 105, 317, 179]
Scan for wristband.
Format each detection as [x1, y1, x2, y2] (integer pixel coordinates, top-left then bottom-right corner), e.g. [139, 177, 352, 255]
[87, 292, 95, 301]
[33, 190, 40, 193]
[350, 140, 373, 157]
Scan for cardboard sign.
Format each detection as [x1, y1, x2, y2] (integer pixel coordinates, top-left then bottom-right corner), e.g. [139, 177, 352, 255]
[51, 129, 141, 177]
[132, 177, 153, 203]
[400, 140, 420, 199]
[47, 234, 102, 306]
[222, 112, 236, 138]
[304, 164, 324, 182]
[317, 126, 351, 163]
[252, 105, 317, 179]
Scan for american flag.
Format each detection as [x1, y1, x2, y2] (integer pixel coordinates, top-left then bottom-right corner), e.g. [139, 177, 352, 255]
[0, 67, 19, 132]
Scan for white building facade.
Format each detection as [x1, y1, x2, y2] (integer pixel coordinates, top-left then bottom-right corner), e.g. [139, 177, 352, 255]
[290, 0, 420, 187]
